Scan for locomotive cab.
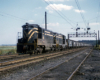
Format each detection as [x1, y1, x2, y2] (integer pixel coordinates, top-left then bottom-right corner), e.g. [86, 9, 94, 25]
[17, 23, 40, 54]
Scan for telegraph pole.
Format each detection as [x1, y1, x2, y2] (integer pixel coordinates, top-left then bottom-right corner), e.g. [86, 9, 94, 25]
[45, 11, 47, 30]
[68, 34, 69, 39]
[94, 30, 97, 47]
[98, 30, 99, 45]
[76, 23, 78, 37]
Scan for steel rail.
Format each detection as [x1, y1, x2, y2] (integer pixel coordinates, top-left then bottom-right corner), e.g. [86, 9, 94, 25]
[0, 48, 84, 72]
[67, 49, 93, 80]
[0, 48, 84, 66]
[29, 48, 90, 80]
[0, 48, 82, 61]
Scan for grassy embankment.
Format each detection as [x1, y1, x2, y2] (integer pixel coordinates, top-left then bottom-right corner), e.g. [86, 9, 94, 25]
[94, 45, 100, 50]
[0, 46, 16, 55]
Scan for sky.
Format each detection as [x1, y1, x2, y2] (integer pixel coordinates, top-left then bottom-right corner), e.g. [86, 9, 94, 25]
[0, 0, 100, 45]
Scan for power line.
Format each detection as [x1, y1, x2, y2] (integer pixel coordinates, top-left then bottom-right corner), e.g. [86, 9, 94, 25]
[47, 1, 76, 25]
[48, 13, 77, 24]
[96, 1, 100, 23]
[44, 1, 75, 27]
[0, 11, 28, 21]
[75, 0, 87, 27]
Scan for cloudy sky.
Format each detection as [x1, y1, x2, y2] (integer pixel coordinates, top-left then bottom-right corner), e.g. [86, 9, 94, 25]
[0, 0, 100, 45]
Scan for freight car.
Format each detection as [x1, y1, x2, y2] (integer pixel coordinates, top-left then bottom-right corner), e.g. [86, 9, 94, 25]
[17, 23, 90, 55]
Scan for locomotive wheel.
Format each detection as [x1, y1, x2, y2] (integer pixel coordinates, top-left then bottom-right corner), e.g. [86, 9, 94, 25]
[50, 48, 53, 52]
[34, 50, 37, 54]
[51, 47, 54, 51]
[37, 48, 42, 54]
[39, 48, 42, 54]
[30, 52, 32, 55]
[58, 48, 60, 51]
[54, 48, 57, 51]
[37, 51, 39, 54]
[52, 48, 55, 51]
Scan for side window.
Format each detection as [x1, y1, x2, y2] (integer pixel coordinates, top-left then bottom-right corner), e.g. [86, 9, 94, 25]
[53, 36, 56, 44]
[63, 36, 65, 44]
[38, 27, 42, 39]
[43, 29, 44, 34]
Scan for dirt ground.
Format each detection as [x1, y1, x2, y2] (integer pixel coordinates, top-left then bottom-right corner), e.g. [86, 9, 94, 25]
[33, 49, 91, 80]
[0, 49, 90, 80]
[72, 49, 100, 80]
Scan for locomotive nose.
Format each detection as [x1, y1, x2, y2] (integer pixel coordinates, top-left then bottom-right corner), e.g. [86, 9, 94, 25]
[23, 45, 28, 50]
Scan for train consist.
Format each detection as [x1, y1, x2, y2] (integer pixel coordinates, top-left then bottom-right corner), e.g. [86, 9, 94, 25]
[17, 23, 90, 55]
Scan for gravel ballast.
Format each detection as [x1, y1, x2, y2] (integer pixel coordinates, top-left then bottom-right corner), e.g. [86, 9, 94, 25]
[72, 49, 100, 80]
[33, 49, 91, 80]
[0, 48, 90, 80]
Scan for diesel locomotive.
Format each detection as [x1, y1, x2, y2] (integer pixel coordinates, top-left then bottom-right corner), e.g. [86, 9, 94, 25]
[17, 23, 67, 55]
[17, 23, 91, 55]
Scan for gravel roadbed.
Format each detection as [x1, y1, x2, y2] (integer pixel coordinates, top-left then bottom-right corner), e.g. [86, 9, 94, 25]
[0, 48, 90, 80]
[33, 49, 91, 80]
[72, 49, 100, 80]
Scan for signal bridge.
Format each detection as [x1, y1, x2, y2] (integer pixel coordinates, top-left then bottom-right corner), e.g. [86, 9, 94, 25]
[68, 32, 97, 38]
[68, 32, 97, 47]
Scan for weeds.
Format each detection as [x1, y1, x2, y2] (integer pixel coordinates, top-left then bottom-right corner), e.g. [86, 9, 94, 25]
[0, 46, 16, 55]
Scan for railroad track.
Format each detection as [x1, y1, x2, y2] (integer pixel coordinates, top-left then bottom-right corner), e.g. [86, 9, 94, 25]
[0, 47, 85, 74]
[0, 48, 84, 61]
[29, 48, 92, 80]
[0, 54, 29, 61]
[67, 49, 93, 80]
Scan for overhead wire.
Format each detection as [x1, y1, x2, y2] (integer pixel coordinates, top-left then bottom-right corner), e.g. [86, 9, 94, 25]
[44, 0, 75, 27]
[0, 11, 28, 21]
[48, 13, 77, 24]
[96, 1, 100, 23]
[75, 0, 87, 27]
[47, 1, 76, 25]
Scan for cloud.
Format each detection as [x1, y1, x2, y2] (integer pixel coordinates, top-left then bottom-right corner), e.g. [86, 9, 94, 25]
[89, 22, 100, 26]
[27, 20, 34, 23]
[74, 9, 85, 13]
[35, 7, 42, 9]
[49, 11, 53, 13]
[41, 22, 60, 30]
[48, 22, 59, 26]
[46, 4, 73, 12]
[34, 14, 38, 16]
[42, 22, 59, 27]
[33, 7, 42, 12]
[45, 0, 69, 2]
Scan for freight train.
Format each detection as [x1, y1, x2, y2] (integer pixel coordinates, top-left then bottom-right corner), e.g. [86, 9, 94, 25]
[17, 23, 90, 55]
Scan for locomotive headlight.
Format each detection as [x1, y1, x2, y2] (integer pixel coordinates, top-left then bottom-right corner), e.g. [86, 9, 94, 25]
[23, 45, 28, 50]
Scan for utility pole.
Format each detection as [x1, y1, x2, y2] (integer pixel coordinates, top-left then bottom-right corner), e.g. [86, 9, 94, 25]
[98, 30, 99, 45]
[96, 33, 97, 47]
[87, 23, 90, 34]
[45, 11, 47, 30]
[76, 23, 78, 37]
[68, 34, 69, 39]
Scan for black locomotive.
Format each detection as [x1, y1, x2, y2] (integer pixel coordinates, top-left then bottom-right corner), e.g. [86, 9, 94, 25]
[17, 23, 90, 55]
[17, 23, 68, 55]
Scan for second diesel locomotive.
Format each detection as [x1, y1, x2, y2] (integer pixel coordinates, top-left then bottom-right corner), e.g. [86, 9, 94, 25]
[17, 23, 67, 55]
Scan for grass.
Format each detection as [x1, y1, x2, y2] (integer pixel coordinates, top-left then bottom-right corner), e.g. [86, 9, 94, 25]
[94, 45, 100, 50]
[0, 46, 16, 55]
